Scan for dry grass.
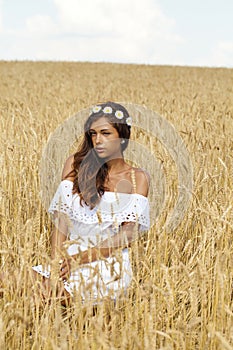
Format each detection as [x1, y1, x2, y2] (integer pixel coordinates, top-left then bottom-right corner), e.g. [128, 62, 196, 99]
[0, 61, 233, 349]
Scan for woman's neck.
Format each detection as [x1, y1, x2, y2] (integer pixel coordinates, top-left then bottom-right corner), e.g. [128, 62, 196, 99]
[107, 157, 127, 174]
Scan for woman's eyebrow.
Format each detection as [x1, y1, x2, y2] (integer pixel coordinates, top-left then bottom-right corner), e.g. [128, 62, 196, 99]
[89, 127, 111, 132]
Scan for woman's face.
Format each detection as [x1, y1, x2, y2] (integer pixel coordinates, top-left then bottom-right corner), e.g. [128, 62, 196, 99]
[89, 117, 122, 159]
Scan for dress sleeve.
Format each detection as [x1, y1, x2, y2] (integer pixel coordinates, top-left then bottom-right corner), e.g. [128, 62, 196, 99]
[48, 180, 74, 236]
[97, 195, 150, 249]
[48, 180, 74, 217]
[98, 193, 150, 232]
[121, 195, 150, 232]
[129, 195, 150, 232]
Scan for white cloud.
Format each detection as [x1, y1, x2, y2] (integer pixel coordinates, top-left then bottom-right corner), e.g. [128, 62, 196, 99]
[195, 40, 233, 68]
[0, 0, 3, 33]
[53, 0, 180, 38]
[211, 41, 233, 67]
[52, 0, 184, 63]
[54, 0, 114, 36]
[4, 0, 184, 64]
[25, 14, 58, 37]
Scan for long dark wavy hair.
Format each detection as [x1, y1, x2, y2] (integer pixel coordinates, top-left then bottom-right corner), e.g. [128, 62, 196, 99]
[64, 101, 131, 208]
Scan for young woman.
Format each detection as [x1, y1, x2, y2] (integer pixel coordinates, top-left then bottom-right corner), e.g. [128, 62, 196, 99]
[32, 101, 150, 302]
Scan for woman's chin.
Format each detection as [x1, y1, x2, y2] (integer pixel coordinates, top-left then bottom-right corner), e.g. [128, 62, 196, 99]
[96, 152, 107, 158]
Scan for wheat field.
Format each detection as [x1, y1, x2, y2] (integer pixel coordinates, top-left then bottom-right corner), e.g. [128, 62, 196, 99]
[0, 61, 233, 349]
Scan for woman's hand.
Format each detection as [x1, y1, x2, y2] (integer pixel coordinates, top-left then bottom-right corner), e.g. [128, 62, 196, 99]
[59, 257, 72, 281]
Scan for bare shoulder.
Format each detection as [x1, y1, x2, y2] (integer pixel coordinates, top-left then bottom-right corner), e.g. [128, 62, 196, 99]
[61, 154, 75, 181]
[133, 167, 150, 197]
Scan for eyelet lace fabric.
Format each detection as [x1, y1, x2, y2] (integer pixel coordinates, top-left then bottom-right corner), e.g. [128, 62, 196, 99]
[48, 180, 150, 230]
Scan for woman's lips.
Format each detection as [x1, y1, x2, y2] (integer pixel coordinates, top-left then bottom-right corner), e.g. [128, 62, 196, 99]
[95, 147, 105, 153]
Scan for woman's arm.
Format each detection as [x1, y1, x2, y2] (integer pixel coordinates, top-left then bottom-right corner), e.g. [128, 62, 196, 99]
[77, 222, 136, 262]
[48, 156, 74, 277]
[61, 154, 75, 181]
[50, 216, 68, 260]
[59, 222, 138, 279]
[51, 155, 75, 260]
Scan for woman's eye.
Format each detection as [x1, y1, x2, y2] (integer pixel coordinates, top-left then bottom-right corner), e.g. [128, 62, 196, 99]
[90, 132, 96, 136]
[103, 132, 111, 135]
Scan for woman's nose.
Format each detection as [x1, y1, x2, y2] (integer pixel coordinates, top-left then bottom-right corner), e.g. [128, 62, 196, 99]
[96, 133, 102, 144]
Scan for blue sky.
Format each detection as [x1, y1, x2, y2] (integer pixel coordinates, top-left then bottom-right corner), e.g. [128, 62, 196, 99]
[0, 0, 232, 67]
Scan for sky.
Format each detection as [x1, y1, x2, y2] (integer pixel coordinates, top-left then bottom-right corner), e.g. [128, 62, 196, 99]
[0, 0, 232, 67]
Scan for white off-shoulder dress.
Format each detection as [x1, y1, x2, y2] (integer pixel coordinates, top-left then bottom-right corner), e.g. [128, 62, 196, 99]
[32, 180, 150, 301]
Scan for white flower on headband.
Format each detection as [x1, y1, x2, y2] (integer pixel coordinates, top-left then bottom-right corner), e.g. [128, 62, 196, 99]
[92, 105, 101, 113]
[126, 117, 132, 126]
[103, 106, 113, 114]
[115, 110, 124, 119]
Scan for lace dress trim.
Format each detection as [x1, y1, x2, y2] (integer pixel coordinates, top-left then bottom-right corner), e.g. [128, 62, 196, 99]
[48, 180, 150, 230]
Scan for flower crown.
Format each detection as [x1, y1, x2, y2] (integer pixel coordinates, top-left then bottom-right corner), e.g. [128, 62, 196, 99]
[91, 105, 132, 126]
